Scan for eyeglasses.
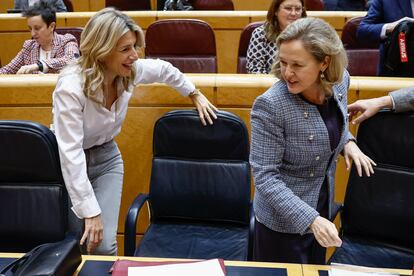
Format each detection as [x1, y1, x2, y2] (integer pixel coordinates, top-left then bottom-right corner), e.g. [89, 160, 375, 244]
[280, 5, 303, 14]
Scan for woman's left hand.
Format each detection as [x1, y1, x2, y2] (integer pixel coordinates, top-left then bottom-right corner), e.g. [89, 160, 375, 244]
[16, 64, 39, 74]
[343, 140, 376, 177]
[189, 89, 218, 126]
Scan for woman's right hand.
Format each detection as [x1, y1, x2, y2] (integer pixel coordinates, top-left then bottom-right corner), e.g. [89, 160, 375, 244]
[80, 214, 104, 254]
[310, 216, 342, 248]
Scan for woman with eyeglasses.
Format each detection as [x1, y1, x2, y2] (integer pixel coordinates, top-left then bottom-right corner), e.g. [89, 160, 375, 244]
[246, 0, 306, 74]
[250, 18, 375, 264]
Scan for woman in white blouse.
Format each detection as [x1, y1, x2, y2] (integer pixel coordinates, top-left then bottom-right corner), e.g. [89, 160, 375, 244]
[52, 8, 217, 255]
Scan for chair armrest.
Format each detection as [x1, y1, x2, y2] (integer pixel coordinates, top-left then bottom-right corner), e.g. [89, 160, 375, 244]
[124, 193, 149, 256]
[330, 201, 343, 222]
[248, 202, 255, 261]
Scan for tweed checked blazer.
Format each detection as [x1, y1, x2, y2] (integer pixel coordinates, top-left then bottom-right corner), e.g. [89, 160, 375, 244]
[0, 32, 79, 74]
[250, 71, 354, 235]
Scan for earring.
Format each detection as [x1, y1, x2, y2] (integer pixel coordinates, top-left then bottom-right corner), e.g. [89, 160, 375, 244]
[320, 71, 325, 81]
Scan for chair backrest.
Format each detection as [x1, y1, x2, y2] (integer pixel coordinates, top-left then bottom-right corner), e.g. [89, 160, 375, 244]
[346, 49, 379, 76]
[192, 0, 234, 10]
[341, 17, 380, 76]
[105, 0, 151, 10]
[149, 110, 251, 226]
[145, 19, 217, 73]
[342, 111, 414, 249]
[55, 27, 83, 47]
[305, 0, 324, 10]
[342, 17, 379, 49]
[237, 21, 264, 73]
[0, 121, 68, 252]
[62, 0, 74, 11]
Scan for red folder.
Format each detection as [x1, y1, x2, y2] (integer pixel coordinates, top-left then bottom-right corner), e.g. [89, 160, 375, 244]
[110, 258, 226, 276]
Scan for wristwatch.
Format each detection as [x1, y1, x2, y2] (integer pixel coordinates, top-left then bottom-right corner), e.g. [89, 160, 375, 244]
[37, 61, 43, 73]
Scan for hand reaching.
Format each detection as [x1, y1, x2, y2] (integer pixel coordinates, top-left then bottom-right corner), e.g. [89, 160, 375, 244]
[343, 140, 376, 177]
[189, 89, 218, 126]
[348, 96, 392, 125]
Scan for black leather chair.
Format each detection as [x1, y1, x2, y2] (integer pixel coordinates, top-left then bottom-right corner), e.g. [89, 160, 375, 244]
[125, 110, 253, 260]
[0, 121, 69, 252]
[145, 19, 217, 73]
[330, 111, 414, 269]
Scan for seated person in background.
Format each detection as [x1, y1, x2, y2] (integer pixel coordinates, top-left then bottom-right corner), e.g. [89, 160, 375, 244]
[246, 0, 306, 74]
[0, 1, 79, 75]
[15, 0, 67, 12]
[324, 0, 367, 11]
[357, 0, 414, 74]
[348, 87, 414, 124]
[250, 17, 375, 264]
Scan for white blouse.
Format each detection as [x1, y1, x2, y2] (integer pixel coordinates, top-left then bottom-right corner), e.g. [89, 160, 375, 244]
[52, 59, 195, 219]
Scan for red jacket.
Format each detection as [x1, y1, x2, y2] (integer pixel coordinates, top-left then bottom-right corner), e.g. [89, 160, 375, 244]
[0, 32, 79, 74]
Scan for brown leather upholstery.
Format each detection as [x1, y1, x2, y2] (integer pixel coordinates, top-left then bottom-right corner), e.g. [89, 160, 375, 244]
[192, 0, 234, 10]
[55, 27, 83, 47]
[341, 17, 380, 76]
[305, 0, 324, 10]
[237, 21, 263, 73]
[106, 0, 151, 10]
[145, 19, 217, 73]
[342, 17, 379, 49]
[62, 0, 74, 11]
[346, 49, 380, 76]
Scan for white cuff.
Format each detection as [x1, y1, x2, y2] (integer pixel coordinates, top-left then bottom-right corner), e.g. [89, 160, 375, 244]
[380, 24, 389, 39]
[71, 194, 101, 219]
[389, 94, 396, 110]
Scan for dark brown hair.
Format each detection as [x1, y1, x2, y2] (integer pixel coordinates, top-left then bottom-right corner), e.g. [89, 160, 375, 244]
[264, 0, 307, 42]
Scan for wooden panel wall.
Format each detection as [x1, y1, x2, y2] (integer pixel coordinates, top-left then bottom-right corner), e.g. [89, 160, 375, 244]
[0, 74, 413, 254]
[0, 11, 366, 73]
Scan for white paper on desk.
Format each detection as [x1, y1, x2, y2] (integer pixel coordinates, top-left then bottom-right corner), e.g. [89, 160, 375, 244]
[127, 259, 225, 276]
[329, 267, 399, 276]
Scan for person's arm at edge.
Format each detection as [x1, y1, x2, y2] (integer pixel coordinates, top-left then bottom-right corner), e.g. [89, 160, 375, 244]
[357, 0, 385, 43]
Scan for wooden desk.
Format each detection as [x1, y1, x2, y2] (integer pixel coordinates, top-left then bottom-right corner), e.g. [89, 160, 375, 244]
[1, 74, 413, 255]
[303, 264, 412, 276]
[0, 11, 366, 73]
[0, 253, 303, 276]
[76, 255, 303, 276]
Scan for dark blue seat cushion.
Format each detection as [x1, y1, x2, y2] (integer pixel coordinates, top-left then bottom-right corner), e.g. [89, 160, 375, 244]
[330, 236, 414, 269]
[135, 222, 249, 260]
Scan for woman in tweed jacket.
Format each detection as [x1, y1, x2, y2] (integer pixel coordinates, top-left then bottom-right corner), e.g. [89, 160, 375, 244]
[0, 1, 79, 74]
[250, 18, 376, 264]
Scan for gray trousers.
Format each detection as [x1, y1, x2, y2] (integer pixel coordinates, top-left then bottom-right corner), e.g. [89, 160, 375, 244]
[68, 140, 124, 255]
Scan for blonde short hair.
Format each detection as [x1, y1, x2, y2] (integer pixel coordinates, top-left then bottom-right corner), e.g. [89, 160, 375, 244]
[272, 17, 348, 96]
[74, 8, 145, 103]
